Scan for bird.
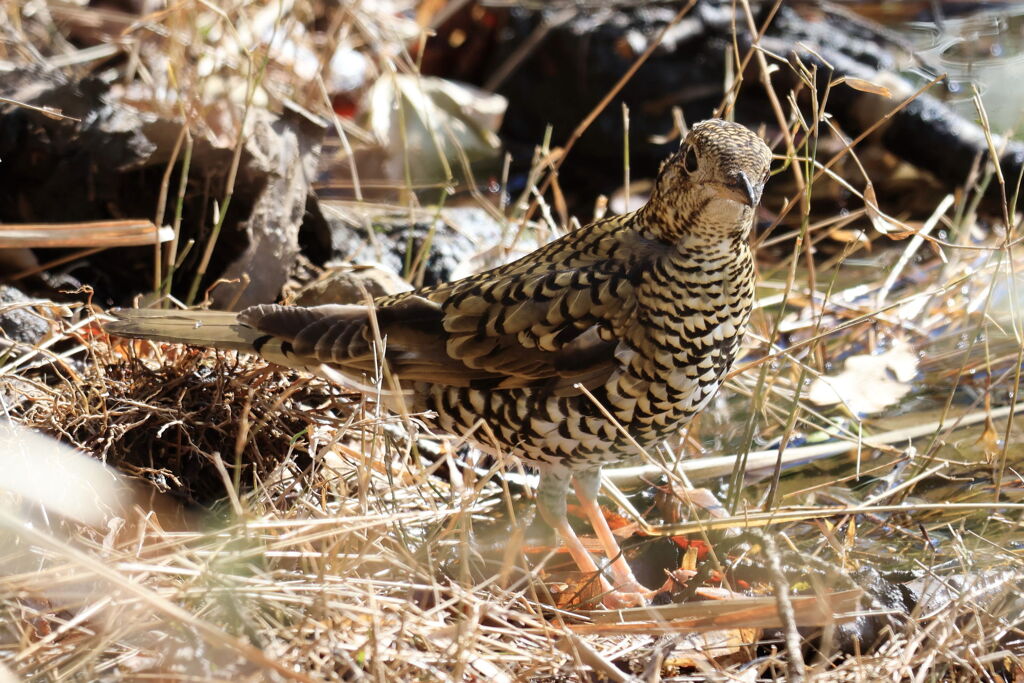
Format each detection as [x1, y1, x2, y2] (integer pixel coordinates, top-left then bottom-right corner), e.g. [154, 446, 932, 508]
[106, 119, 773, 608]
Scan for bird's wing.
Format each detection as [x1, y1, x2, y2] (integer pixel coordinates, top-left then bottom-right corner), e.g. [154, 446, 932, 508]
[241, 227, 665, 391]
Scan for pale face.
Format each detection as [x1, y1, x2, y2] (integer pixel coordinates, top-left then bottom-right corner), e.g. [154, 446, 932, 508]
[646, 120, 772, 244]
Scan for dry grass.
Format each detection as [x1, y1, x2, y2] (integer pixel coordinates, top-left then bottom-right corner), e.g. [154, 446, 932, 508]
[1, 0, 1024, 680]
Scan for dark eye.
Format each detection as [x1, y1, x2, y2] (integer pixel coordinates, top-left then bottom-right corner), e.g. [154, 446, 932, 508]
[681, 146, 699, 174]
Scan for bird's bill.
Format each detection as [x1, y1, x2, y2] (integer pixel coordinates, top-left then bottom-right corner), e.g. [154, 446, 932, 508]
[715, 171, 759, 207]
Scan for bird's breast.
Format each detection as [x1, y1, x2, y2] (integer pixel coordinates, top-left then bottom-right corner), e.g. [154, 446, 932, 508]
[605, 250, 754, 431]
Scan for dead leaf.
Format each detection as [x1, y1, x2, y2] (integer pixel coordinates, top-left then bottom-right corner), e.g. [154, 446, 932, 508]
[0, 423, 128, 525]
[863, 182, 897, 235]
[977, 413, 1002, 465]
[808, 339, 918, 415]
[841, 76, 892, 98]
[664, 627, 759, 669]
[364, 74, 506, 183]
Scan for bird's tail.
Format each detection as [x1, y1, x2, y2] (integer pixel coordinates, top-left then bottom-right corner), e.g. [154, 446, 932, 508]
[105, 307, 414, 403]
[104, 308, 263, 353]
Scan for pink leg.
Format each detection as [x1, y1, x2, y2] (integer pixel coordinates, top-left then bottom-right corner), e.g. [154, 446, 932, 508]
[572, 469, 647, 593]
[547, 514, 614, 587]
[535, 468, 649, 608]
[569, 471, 712, 601]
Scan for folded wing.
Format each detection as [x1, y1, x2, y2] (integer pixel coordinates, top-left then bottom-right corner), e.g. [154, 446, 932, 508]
[242, 259, 656, 393]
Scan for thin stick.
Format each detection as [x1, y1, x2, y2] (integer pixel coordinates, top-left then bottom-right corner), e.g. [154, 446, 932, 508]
[621, 102, 630, 212]
[152, 124, 187, 294]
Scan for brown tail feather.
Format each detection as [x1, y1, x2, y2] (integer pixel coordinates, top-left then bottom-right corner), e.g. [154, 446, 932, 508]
[106, 307, 414, 403]
[104, 308, 262, 352]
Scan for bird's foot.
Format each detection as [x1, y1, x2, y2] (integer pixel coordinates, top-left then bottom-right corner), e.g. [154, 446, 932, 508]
[597, 570, 654, 608]
[599, 569, 697, 609]
[609, 577, 651, 596]
[599, 587, 652, 609]
[566, 574, 652, 609]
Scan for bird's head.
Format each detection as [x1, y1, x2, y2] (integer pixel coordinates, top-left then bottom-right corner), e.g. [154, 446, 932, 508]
[644, 119, 772, 246]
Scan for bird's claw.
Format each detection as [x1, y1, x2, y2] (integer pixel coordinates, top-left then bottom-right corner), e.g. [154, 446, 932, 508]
[600, 588, 652, 609]
[600, 567, 701, 608]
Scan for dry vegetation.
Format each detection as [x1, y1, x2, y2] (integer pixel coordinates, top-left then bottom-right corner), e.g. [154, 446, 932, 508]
[1, 0, 1023, 681]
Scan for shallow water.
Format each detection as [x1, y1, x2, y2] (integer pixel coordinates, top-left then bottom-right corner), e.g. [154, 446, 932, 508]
[899, 4, 1024, 133]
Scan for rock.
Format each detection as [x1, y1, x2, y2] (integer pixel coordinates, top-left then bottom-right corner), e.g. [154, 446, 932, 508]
[0, 285, 52, 346]
[210, 103, 327, 309]
[465, 1, 1024, 209]
[0, 70, 327, 307]
[288, 263, 412, 306]
[317, 203, 507, 288]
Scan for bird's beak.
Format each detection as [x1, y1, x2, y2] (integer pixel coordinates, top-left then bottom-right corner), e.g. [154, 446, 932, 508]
[717, 171, 759, 207]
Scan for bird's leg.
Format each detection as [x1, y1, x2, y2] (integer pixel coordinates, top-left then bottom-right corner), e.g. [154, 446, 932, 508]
[535, 469, 609, 578]
[571, 468, 648, 595]
[536, 469, 648, 608]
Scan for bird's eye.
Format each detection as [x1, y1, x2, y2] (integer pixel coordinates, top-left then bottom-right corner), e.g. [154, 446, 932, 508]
[681, 146, 699, 174]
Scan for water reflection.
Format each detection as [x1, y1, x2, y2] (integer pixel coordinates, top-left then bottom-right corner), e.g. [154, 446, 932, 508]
[900, 5, 1024, 132]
